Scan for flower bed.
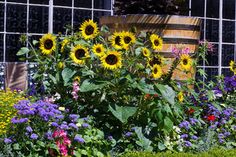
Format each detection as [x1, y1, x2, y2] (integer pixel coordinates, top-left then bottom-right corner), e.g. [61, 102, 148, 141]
[0, 19, 236, 156]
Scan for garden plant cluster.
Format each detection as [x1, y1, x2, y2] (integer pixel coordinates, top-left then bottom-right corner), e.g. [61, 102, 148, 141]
[0, 19, 236, 157]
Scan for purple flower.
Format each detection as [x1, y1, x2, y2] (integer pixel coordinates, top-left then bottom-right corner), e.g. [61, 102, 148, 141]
[30, 133, 38, 140]
[180, 134, 188, 139]
[82, 123, 89, 128]
[51, 122, 59, 127]
[125, 132, 133, 137]
[45, 131, 53, 140]
[191, 135, 198, 140]
[179, 121, 190, 130]
[219, 139, 225, 143]
[68, 123, 78, 130]
[224, 132, 231, 137]
[74, 135, 85, 143]
[26, 126, 33, 133]
[189, 118, 198, 125]
[69, 114, 79, 121]
[60, 124, 69, 130]
[108, 136, 113, 140]
[4, 138, 12, 144]
[218, 133, 224, 139]
[184, 141, 192, 147]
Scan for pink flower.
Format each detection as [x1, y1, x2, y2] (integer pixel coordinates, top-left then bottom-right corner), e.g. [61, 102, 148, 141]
[72, 81, 80, 100]
[172, 46, 190, 58]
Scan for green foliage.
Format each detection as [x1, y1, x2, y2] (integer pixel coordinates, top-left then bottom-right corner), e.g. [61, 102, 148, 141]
[121, 148, 236, 157]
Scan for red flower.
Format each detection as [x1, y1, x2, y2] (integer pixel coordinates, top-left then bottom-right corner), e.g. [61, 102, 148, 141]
[188, 108, 195, 114]
[207, 115, 216, 121]
[153, 94, 158, 98]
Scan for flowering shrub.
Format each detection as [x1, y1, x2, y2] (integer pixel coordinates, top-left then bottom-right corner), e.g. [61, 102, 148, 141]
[1, 100, 111, 156]
[13, 19, 236, 155]
[0, 89, 25, 136]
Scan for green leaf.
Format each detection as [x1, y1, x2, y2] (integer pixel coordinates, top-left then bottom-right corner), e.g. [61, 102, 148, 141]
[134, 127, 153, 151]
[49, 74, 57, 84]
[108, 105, 137, 124]
[17, 47, 29, 56]
[155, 84, 175, 105]
[74, 40, 90, 46]
[13, 143, 21, 150]
[158, 142, 166, 151]
[61, 68, 76, 86]
[163, 116, 173, 133]
[33, 40, 39, 46]
[100, 25, 109, 33]
[80, 79, 108, 92]
[137, 80, 157, 94]
[135, 47, 142, 56]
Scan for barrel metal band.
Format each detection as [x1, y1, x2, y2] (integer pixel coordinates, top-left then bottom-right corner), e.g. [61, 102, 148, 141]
[163, 38, 199, 44]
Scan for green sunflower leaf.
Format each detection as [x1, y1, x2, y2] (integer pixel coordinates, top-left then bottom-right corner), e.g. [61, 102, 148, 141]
[17, 47, 29, 56]
[155, 84, 175, 105]
[134, 127, 153, 151]
[62, 68, 76, 86]
[80, 79, 108, 92]
[108, 105, 137, 124]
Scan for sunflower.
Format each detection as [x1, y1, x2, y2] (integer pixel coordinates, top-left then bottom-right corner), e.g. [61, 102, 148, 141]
[180, 54, 192, 71]
[152, 64, 162, 79]
[39, 33, 56, 55]
[101, 51, 122, 70]
[70, 45, 90, 65]
[92, 44, 105, 57]
[110, 32, 123, 50]
[74, 76, 81, 83]
[148, 55, 164, 67]
[177, 91, 184, 102]
[61, 38, 69, 53]
[150, 34, 163, 51]
[230, 60, 236, 75]
[80, 19, 99, 40]
[142, 47, 151, 58]
[120, 31, 136, 50]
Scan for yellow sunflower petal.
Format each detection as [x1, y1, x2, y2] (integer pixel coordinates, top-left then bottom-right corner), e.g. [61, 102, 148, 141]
[142, 47, 151, 57]
[120, 31, 136, 50]
[70, 45, 90, 65]
[180, 54, 192, 71]
[150, 34, 163, 51]
[177, 91, 184, 102]
[101, 51, 122, 70]
[61, 38, 69, 53]
[39, 33, 57, 55]
[80, 19, 99, 40]
[152, 64, 162, 79]
[92, 44, 105, 57]
[110, 32, 123, 50]
[230, 60, 236, 75]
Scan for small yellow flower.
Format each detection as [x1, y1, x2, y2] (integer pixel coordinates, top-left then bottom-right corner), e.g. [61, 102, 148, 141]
[61, 38, 69, 52]
[177, 92, 184, 102]
[74, 76, 81, 83]
[39, 33, 57, 55]
[180, 54, 192, 71]
[80, 19, 99, 40]
[142, 47, 151, 57]
[57, 62, 64, 69]
[152, 64, 162, 79]
[92, 44, 105, 57]
[150, 34, 163, 51]
[230, 60, 236, 75]
[101, 51, 122, 70]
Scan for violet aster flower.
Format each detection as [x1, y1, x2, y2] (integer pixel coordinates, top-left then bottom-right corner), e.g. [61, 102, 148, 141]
[30, 133, 38, 140]
[184, 141, 192, 147]
[125, 132, 133, 137]
[51, 122, 59, 127]
[108, 136, 113, 140]
[191, 135, 198, 140]
[68, 123, 78, 130]
[82, 123, 89, 128]
[26, 126, 33, 133]
[179, 121, 190, 130]
[45, 131, 53, 140]
[74, 135, 85, 144]
[180, 134, 188, 139]
[4, 138, 12, 144]
[69, 114, 79, 121]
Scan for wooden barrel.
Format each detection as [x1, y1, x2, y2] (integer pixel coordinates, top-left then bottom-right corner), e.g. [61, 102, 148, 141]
[100, 14, 201, 81]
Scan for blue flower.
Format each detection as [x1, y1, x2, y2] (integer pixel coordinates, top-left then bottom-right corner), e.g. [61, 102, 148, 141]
[30, 133, 38, 140]
[179, 121, 190, 130]
[191, 135, 198, 140]
[26, 126, 33, 133]
[82, 123, 89, 128]
[184, 141, 192, 147]
[180, 134, 188, 139]
[74, 135, 85, 144]
[51, 122, 59, 127]
[68, 123, 78, 130]
[125, 132, 133, 137]
[4, 138, 12, 144]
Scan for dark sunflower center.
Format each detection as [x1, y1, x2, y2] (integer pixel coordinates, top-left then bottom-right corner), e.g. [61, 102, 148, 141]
[105, 54, 118, 65]
[124, 36, 131, 44]
[154, 39, 159, 46]
[115, 36, 121, 46]
[150, 57, 162, 66]
[44, 39, 53, 50]
[183, 59, 188, 65]
[143, 50, 147, 54]
[96, 47, 101, 53]
[154, 67, 158, 74]
[85, 25, 94, 35]
[75, 49, 86, 59]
